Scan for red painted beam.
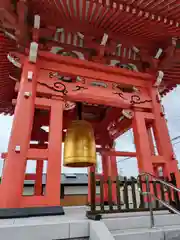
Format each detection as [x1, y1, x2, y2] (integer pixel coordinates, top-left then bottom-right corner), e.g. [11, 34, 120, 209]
[97, 149, 136, 157]
[25, 174, 36, 181]
[0, 2, 17, 26]
[39, 51, 153, 83]
[111, 119, 132, 140]
[97, 108, 122, 131]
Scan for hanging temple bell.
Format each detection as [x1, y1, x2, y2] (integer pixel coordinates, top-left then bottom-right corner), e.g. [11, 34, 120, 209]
[63, 120, 97, 167]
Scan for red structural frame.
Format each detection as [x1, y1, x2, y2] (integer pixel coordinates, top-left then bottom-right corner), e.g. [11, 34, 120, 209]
[0, 0, 180, 209]
[0, 52, 179, 208]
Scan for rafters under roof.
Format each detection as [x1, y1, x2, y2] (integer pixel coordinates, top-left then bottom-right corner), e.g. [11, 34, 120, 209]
[28, 0, 180, 43]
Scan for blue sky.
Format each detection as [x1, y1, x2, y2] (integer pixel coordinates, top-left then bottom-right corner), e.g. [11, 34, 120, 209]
[0, 86, 180, 177]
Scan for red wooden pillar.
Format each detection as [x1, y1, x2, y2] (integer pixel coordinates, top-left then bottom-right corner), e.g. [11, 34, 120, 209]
[133, 111, 154, 202]
[147, 125, 160, 177]
[150, 88, 180, 186]
[132, 111, 154, 174]
[146, 124, 162, 194]
[0, 59, 37, 208]
[45, 98, 63, 206]
[101, 149, 118, 203]
[108, 154, 118, 203]
[34, 160, 43, 196]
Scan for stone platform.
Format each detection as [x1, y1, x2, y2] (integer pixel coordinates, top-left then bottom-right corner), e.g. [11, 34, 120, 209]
[0, 206, 179, 240]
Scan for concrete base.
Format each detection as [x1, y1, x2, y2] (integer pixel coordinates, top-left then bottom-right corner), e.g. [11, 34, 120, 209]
[103, 211, 180, 240]
[0, 206, 179, 239]
[112, 228, 164, 240]
[164, 227, 180, 240]
[0, 206, 64, 219]
[90, 221, 114, 240]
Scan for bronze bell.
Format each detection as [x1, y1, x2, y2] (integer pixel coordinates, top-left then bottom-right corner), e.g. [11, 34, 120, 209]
[63, 120, 96, 167]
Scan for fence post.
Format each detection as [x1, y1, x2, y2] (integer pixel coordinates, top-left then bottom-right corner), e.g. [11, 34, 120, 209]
[100, 175, 104, 211]
[131, 177, 137, 209]
[145, 175, 155, 228]
[123, 177, 129, 210]
[165, 177, 173, 205]
[152, 180, 160, 209]
[170, 173, 180, 211]
[116, 176, 121, 211]
[138, 176, 145, 208]
[108, 176, 113, 211]
[90, 170, 96, 213]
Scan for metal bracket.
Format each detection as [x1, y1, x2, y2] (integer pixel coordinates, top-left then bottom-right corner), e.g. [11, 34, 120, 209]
[27, 71, 33, 81]
[34, 15, 40, 29]
[24, 92, 31, 98]
[29, 42, 38, 63]
[154, 70, 164, 87]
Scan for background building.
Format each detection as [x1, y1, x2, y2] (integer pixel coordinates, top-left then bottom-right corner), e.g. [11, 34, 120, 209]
[23, 173, 140, 207]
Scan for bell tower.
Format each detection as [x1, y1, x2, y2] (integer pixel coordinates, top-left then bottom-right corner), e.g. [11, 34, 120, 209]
[0, 0, 180, 217]
[1, 48, 180, 212]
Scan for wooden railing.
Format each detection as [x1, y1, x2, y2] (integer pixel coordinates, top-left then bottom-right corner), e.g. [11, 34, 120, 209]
[87, 172, 177, 217]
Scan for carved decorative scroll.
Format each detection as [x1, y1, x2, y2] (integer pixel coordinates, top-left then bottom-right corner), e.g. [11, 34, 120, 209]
[37, 69, 152, 109]
[38, 81, 68, 95]
[130, 95, 152, 105]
